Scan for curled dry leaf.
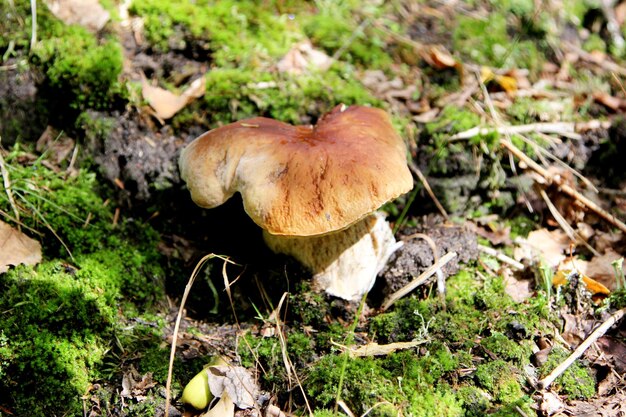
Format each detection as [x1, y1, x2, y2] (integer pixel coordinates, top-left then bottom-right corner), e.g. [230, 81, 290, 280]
[540, 391, 565, 416]
[142, 77, 206, 120]
[200, 391, 235, 417]
[514, 228, 572, 267]
[421, 45, 458, 70]
[502, 267, 533, 303]
[585, 249, 624, 291]
[207, 365, 258, 409]
[339, 340, 423, 357]
[44, 0, 110, 32]
[0, 220, 42, 273]
[277, 40, 332, 75]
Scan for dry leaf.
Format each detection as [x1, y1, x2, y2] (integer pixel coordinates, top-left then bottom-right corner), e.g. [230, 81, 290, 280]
[593, 91, 626, 111]
[586, 250, 624, 291]
[552, 269, 610, 295]
[277, 40, 332, 75]
[480, 66, 517, 95]
[44, 0, 110, 32]
[36, 126, 76, 166]
[0, 221, 42, 273]
[207, 365, 258, 409]
[423, 45, 457, 70]
[200, 391, 235, 417]
[514, 228, 572, 267]
[540, 391, 565, 416]
[336, 341, 422, 357]
[142, 76, 206, 120]
[595, 336, 626, 374]
[502, 268, 532, 302]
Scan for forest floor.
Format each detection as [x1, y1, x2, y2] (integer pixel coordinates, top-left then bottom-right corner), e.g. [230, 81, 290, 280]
[1, 1, 626, 416]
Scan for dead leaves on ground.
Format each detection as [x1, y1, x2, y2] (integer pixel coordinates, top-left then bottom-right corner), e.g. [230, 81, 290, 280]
[142, 76, 206, 120]
[276, 40, 332, 75]
[0, 220, 42, 273]
[181, 360, 263, 417]
[44, 0, 110, 32]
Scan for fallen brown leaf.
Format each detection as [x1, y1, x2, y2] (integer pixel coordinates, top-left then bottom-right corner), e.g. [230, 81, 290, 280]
[552, 268, 610, 296]
[207, 364, 258, 409]
[276, 40, 332, 75]
[586, 249, 624, 291]
[200, 391, 234, 417]
[0, 220, 42, 273]
[44, 0, 110, 32]
[142, 76, 206, 120]
[502, 268, 533, 303]
[514, 228, 572, 267]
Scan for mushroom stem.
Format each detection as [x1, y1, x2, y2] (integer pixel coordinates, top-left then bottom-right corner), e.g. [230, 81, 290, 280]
[263, 212, 401, 301]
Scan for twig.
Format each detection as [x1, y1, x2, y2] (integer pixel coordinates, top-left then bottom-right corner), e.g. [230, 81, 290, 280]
[381, 251, 457, 311]
[538, 188, 599, 256]
[164, 254, 232, 417]
[538, 306, 626, 390]
[403, 232, 446, 302]
[0, 149, 20, 226]
[563, 43, 626, 76]
[274, 292, 313, 416]
[502, 139, 626, 234]
[30, 0, 37, 50]
[408, 161, 449, 220]
[477, 244, 524, 270]
[448, 121, 611, 142]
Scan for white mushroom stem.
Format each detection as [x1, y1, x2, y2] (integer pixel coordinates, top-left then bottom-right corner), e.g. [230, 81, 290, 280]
[263, 212, 401, 301]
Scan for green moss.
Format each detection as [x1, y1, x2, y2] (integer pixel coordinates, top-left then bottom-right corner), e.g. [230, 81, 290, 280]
[475, 360, 524, 403]
[0, 1, 123, 110]
[303, 5, 391, 68]
[305, 351, 465, 416]
[130, 0, 300, 67]
[457, 385, 490, 417]
[199, 65, 380, 126]
[540, 346, 596, 399]
[305, 354, 397, 415]
[481, 332, 532, 366]
[453, 12, 543, 74]
[0, 148, 166, 415]
[33, 27, 124, 110]
[0, 146, 111, 257]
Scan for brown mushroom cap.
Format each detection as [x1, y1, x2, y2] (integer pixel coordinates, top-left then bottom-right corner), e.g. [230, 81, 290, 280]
[179, 105, 413, 236]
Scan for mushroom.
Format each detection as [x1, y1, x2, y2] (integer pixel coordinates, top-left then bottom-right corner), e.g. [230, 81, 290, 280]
[179, 104, 413, 300]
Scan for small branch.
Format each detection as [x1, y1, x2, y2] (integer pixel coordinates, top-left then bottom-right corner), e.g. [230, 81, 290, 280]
[448, 121, 611, 142]
[164, 254, 232, 417]
[0, 150, 21, 227]
[477, 244, 524, 270]
[408, 161, 449, 220]
[502, 139, 626, 234]
[538, 307, 626, 390]
[30, 0, 37, 50]
[381, 251, 457, 311]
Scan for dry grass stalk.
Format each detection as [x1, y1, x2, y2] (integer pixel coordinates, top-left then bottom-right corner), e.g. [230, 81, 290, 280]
[538, 307, 626, 390]
[381, 251, 457, 311]
[164, 254, 233, 417]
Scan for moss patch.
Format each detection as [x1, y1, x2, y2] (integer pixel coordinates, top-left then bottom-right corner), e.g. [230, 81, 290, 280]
[0, 149, 166, 415]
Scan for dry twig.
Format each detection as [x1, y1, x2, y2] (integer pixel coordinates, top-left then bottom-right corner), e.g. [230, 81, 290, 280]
[381, 251, 457, 311]
[477, 244, 524, 270]
[448, 121, 610, 142]
[0, 150, 20, 226]
[164, 254, 233, 417]
[538, 307, 626, 390]
[502, 139, 626, 234]
[408, 161, 449, 220]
